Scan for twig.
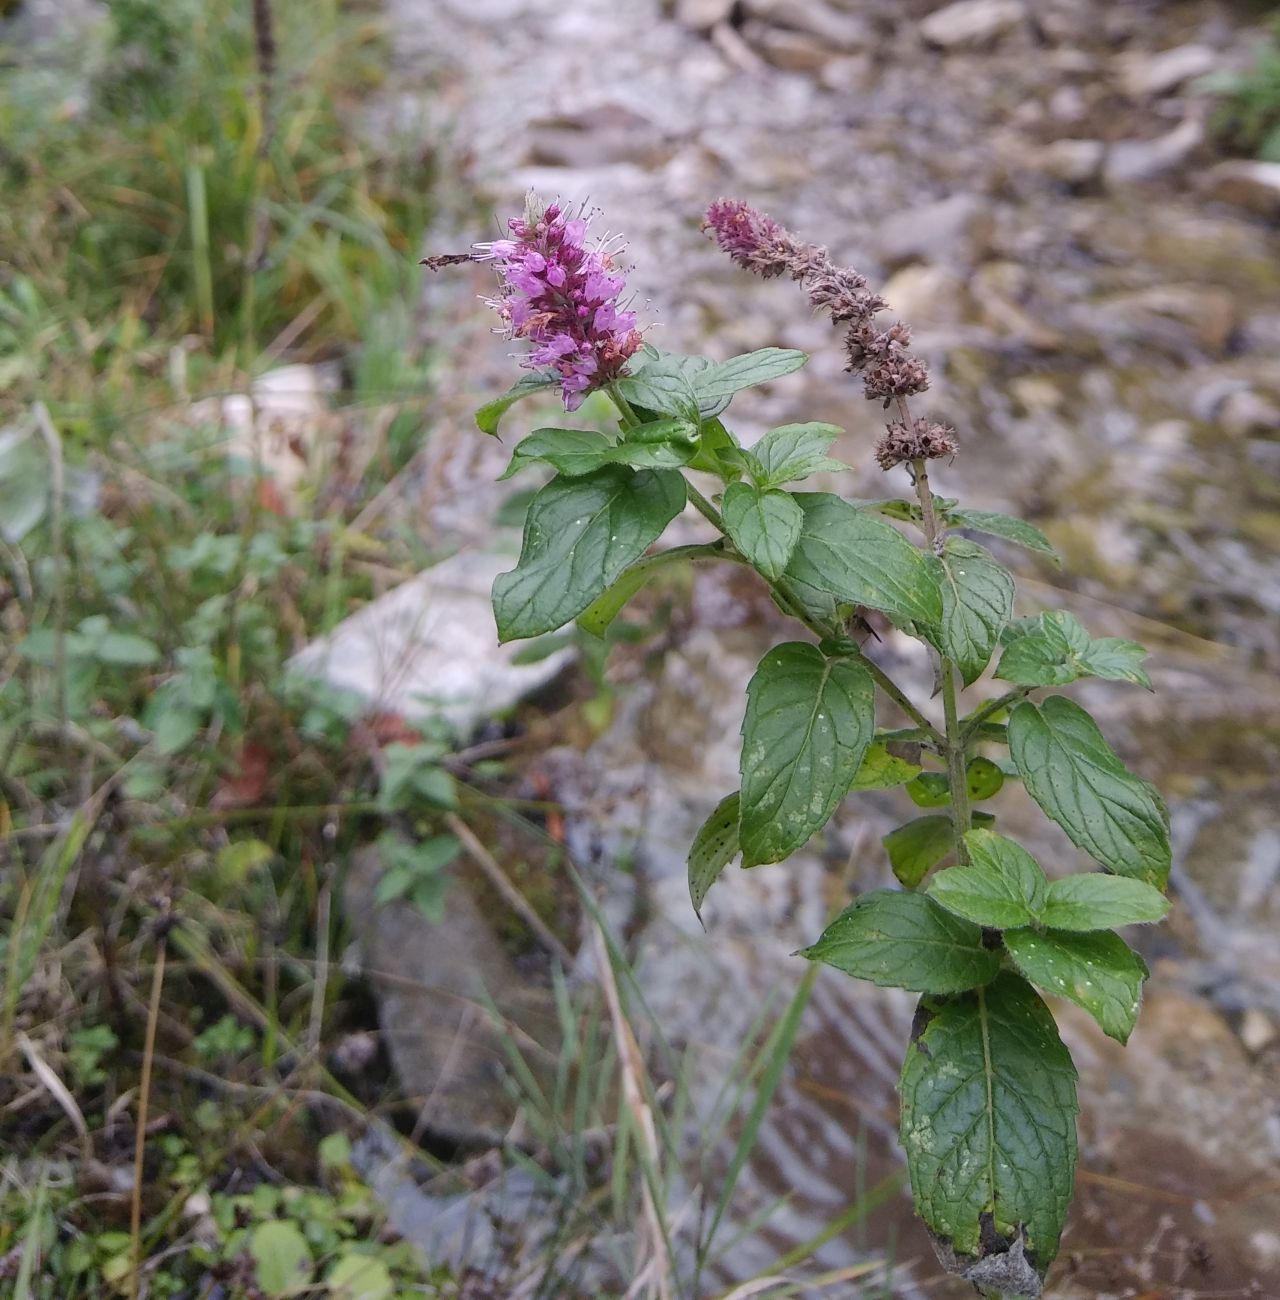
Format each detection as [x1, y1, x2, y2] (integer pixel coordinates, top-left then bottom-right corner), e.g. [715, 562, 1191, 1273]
[129, 933, 167, 1300]
[444, 813, 575, 970]
[593, 923, 673, 1300]
[32, 404, 67, 747]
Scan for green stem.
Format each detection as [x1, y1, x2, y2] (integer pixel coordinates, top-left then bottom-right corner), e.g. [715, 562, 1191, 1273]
[607, 387, 943, 744]
[961, 687, 1031, 742]
[910, 457, 971, 864]
[693, 479, 943, 743]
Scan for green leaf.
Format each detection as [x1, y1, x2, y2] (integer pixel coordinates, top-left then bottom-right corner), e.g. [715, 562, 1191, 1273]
[1039, 873, 1169, 930]
[1008, 697, 1170, 886]
[615, 352, 701, 422]
[801, 890, 1000, 992]
[1003, 927, 1148, 1044]
[325, 1254, 394, 1300]
[1077, 637, 1153, 689]
[615, 417, 701, 468]
[849, 742, 921, 791]
[475, 372, 559, 435]
[748, 422, 847, 487]
[374, 832, 462, 908]
[502, 427, 614, 478]
[899, 973, 1078, 1273]
[965, 756, 1005, 801]
[884, 815, 954, 887]
[906, 773, 951, 808]
[93, 630, 162, 667]
[785, 493, 943, 626]
[927, 830, 1047, 930]
[493, 467, 686, 641]
[250, 1219, 312, 1295]
[504, 419, 699, 478]
[947, 507, 1059, 560]
[0, 425, 51, 543]
[693, 348, 808, 407]
[996, 610, 1151, 690]
[721, 483, 802, 581]
[576, 543, 709, 637]
[930, 539, 1015, 686]
[739, 643, 874, 867]
[688, 791, 740, 916]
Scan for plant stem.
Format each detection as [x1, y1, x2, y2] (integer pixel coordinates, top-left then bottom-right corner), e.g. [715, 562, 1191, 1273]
[961, 687, 1031, 742]
[607, 387, 943, 743]
[910, 457, 971, 863]
[130, 933, 167, 1300]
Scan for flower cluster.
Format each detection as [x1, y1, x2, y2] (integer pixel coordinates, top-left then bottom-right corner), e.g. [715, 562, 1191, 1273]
[473, 197, 644, 410]
[703, 199, 949, 470]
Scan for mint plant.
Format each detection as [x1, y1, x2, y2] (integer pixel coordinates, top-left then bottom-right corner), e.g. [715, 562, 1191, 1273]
[431, 195, 1171, 1297]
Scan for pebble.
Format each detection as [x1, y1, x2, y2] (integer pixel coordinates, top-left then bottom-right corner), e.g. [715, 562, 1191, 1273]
[1035, 137, 1106, 185]
[919, 0, 1023, 50]
[1104, 112, 1205, 184]
[876, 192, 990, 267]
[1118, 43, 1218, 100]
[1240, 1007, 1278, 1054]
[1202, 160, 1280, 219]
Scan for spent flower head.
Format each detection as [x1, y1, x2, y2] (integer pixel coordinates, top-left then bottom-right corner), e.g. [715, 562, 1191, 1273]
[703, 198, 947, 470]
[471, 194, 644, 411]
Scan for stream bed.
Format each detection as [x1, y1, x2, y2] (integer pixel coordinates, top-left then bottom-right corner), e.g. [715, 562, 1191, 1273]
[365, 0, 1280, 1293]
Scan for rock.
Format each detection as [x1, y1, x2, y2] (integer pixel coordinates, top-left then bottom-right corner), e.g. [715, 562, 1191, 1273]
[343, 847, 561, 1144]
[1091, 284, 1237, 357]
[743, 0, 873, 51]
[879, 263, 968, 327]
[1034, 137, 1105, 185]
[742, 21, 839, 72]
[1218, 388, 1280, 438]
[817, 53, 872, 93]
[919, 0, 1023, 50]
[875, 193, 990, 268]
[1240, 1007, 1278, 1054]
[1105, 113, 1205, 183]
[1202, 160, 1280, 219]
[200, 363, 339, 513]
[1118, 44, 1218, 99]
[675, 0, 736, 28]
[288, 550, 575, 735]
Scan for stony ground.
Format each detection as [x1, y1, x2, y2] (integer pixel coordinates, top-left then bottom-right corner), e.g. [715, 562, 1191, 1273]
[345, 1, 1280, 1294]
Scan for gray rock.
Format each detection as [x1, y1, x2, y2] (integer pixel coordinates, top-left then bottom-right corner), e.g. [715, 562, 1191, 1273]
[343, 847, 561, 1145]
[1090, 284, 1236, 357]
[1035, 137, 1105, 184]
[1202, 160, 1280, 219]
[288, 550, 574, 735]
[919, 0, 1023, 50]
[1104, 112, 1204, 183]
[1117, 43, 1218, 99]
[742, 21, 840, 72]
[1218, 388, 1280, 438]
[744, 0, 873, 51]
[674, 0, 737, 28]
[876, 193, 990, 268]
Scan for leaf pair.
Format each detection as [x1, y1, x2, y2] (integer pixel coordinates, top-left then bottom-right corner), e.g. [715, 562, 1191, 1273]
[997, 609, 1151, 690]
[502, 418, 700, 479]
[616, 346, 808, 423]
[926, 829, 1163, 1044]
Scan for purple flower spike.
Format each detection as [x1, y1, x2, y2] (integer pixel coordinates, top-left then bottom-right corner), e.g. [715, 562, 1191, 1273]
[474, 196, 644, 411]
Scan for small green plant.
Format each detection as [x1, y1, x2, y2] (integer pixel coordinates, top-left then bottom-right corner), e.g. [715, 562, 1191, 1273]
[1203, 15, 1280, 160]
[439, 195, 1172, 1297]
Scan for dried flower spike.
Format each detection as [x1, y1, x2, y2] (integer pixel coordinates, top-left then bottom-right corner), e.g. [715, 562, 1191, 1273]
[703, 198, 948, 466]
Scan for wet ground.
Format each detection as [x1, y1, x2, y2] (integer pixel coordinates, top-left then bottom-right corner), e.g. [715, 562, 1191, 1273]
[366, 0, 1280, 1295]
